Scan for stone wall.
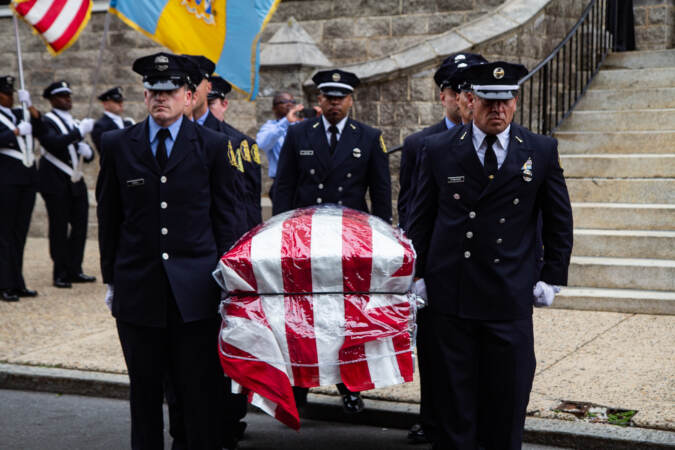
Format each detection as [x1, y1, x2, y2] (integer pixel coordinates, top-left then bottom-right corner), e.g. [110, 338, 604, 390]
[633, 0, 674, 50]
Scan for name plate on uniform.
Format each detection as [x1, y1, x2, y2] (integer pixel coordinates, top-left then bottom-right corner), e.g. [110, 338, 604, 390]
[447, 176, 465, 184]
[126, 178, 145, 187]
[299, 150, 314, 156]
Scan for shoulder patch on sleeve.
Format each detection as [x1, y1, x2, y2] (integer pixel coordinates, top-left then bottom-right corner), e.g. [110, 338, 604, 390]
[227, 140, 237, 169]
[379, 134, 387, 154]
[235, 146, 245, 173]
[240, 139, 251, 162]
[251, 143, 261, 165]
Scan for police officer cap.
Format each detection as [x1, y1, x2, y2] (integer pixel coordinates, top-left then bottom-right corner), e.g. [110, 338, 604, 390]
[312, 69, 359, 97]
[98, 86, 124, 102]
[464, 61, 528, 100]
[183, 55, 216, 80]
[132, 52, 191, 91]
[448, 54, 489, 92]
[43, 80, 72, 98]
[434, 53, 487, 92]
[208, 75, 232, 100]
[0, 75, 15, 94]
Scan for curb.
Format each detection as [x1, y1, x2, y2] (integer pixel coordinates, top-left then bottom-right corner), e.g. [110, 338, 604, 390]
[1, 363, 674, 449]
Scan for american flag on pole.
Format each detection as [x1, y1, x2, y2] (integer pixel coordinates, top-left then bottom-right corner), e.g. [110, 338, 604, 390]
[12, 0, 93, 55]
[214, 206, 417, 430]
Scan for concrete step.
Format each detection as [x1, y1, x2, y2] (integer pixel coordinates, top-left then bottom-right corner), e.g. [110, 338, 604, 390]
[590, 67, 675, 89]
[566, 178, 675, 204]
[602, 49, 675, 70]
[561, 154, 675, 178]
[572, 202, 675, 231]
[568, 256, 675, 291]
[555, 287, 675, 315]
[557, 109, 675, 132]
[575, 87, 675, 110]
[572, 229, 675, 259]
[555, 131, 675, 154]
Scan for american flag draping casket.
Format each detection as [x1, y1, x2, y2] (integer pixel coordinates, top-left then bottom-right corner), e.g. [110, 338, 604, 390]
[213, 206, 418, 430]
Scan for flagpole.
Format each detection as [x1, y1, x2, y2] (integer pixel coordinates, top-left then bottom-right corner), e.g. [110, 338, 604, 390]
[13, 13, 34, 168]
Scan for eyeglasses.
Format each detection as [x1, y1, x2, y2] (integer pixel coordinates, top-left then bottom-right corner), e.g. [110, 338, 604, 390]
[273, 99, 296, 106]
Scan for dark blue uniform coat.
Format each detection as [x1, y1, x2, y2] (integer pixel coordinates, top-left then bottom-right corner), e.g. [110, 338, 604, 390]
[408, 122, 573, 320]
[397, 119, 448, 230]
[97, 117, 241, 327]
[273, 116, 392, 223]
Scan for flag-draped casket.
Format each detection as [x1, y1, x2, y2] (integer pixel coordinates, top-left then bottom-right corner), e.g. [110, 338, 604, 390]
[213, 206, 417, 429]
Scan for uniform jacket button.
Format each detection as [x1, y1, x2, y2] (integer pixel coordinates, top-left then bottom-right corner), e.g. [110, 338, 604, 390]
[316, 197, 323, 204]
[160, 176, 167, 183]
[162, 253, 169, 260]
[493, 258, 500, 264]
[496, 238, 503, 244]
[310, 169, 316, 175]
[161, 201, 168, 209]
[338, 186, 343, 192]
[499, 217, 506, 224]
[464, 251, 471, 259]
[318, 183, 324, 190]
[469, 211, 476, 219]
[346, 173, 352, 178]
[513, 198, 520, 205]
[338, 200, 343, 205]
[466, 231, 473, 239]
[453, 193, 460, 200]
[161, 228, 168, 235]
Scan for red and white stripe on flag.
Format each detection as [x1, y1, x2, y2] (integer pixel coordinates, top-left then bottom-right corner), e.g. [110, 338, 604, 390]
[12, 0, 93, 55]
[215, 206, 417, 430]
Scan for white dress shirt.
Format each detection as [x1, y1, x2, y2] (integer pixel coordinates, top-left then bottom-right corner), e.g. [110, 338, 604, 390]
[472, 123, 510, 169]
[104, 111, 125, 129]
[0, 104, 17, 124]
[322, 115, 348, 145]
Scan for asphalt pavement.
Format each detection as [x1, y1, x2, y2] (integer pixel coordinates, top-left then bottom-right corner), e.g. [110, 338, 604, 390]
[0, 389, 568, 450]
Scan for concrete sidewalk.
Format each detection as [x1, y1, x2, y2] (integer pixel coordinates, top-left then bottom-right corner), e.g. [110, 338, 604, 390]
[1, 238, 674, 447]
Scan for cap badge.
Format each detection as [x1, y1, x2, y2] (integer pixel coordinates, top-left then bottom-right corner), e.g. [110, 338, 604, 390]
[454, 54, 466, 61]
[352, 148, 362, 158]
[493, 67, 505, 79]
[8, 76, 14, 83]
[61, 81, 67, 87]
[154, 55, 169, 71]
[457, 63, 467, 68]
[332, 72, 341, 82]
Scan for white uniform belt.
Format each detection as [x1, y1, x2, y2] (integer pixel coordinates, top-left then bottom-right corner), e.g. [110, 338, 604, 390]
[41, 149, 75, 177]
[0, 148, 25, 161]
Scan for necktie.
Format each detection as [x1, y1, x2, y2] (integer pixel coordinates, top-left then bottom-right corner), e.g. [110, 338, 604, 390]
[329, 125, 338, 156]
[156, 128, 170, 170]
[484, 134, 498, 180]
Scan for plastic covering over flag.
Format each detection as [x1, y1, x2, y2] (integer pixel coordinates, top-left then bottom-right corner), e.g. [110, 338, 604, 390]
[108, 0, 280, 100]
[11, 0, 93, 55]
[213, 206, 418, 430]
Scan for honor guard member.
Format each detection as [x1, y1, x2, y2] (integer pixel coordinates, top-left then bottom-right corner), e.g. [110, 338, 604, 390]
[38, 80, 96, 288]
[397, 52, 487, 445]
[273, 69, 392, 413]
[91, 86, 134, 154]
[0, 76, 41, 302]
[398, 53, 487, 232]
[97, 52, 242, 449]
[208, 75, 263, 230]
[407, 62, 573, 450]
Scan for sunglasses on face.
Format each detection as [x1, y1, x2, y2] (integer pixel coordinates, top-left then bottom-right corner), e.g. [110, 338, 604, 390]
[273, 99, 296, 105]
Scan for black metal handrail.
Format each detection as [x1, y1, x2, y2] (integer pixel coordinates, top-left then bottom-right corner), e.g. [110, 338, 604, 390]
[517, 0, 614, 135]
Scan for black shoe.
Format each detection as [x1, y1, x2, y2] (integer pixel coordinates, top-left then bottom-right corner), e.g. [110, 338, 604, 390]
[12, 288, 38, 297]
[70, 273, 96, 283]
[407, 423, 430, 444]
[0, 290, 20, 302]
[341, 392, 364, 414]
[54, 278, 72, 288]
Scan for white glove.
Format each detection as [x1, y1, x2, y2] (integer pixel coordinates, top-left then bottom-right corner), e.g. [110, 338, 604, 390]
[77, 142, 93, 159]
[17, 121, 32, 136]
[78, 118, 95, 136]
[411, 278, 427, 301]
[17, 89, 31, 107]
[104, 284, 114, 312]
[533, 280, 560, 307]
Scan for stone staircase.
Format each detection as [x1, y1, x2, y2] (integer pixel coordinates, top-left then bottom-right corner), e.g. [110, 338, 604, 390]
[554, 49, 675, 315]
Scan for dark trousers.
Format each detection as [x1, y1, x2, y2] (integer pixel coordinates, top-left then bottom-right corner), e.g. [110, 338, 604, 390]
[429, 313, 536, 450]
[41, 189, 88, 280]
[0, 185, 36, 290]
[116, 293, 227, 450]
[416, 306, 436, 434]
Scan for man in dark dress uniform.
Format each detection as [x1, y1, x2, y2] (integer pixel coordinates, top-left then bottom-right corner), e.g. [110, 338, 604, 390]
[97, 52, 242, 449]
[208, 75, 263, 231]
[396, 53, 487, 444]
[407, 62, 573, 450]
[0, 75, 41, 302]
[38, 80, 96, 288]
[398, 53, 487, 232]
[273, 69, 392, 413]
[91, 86, 134, 154]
